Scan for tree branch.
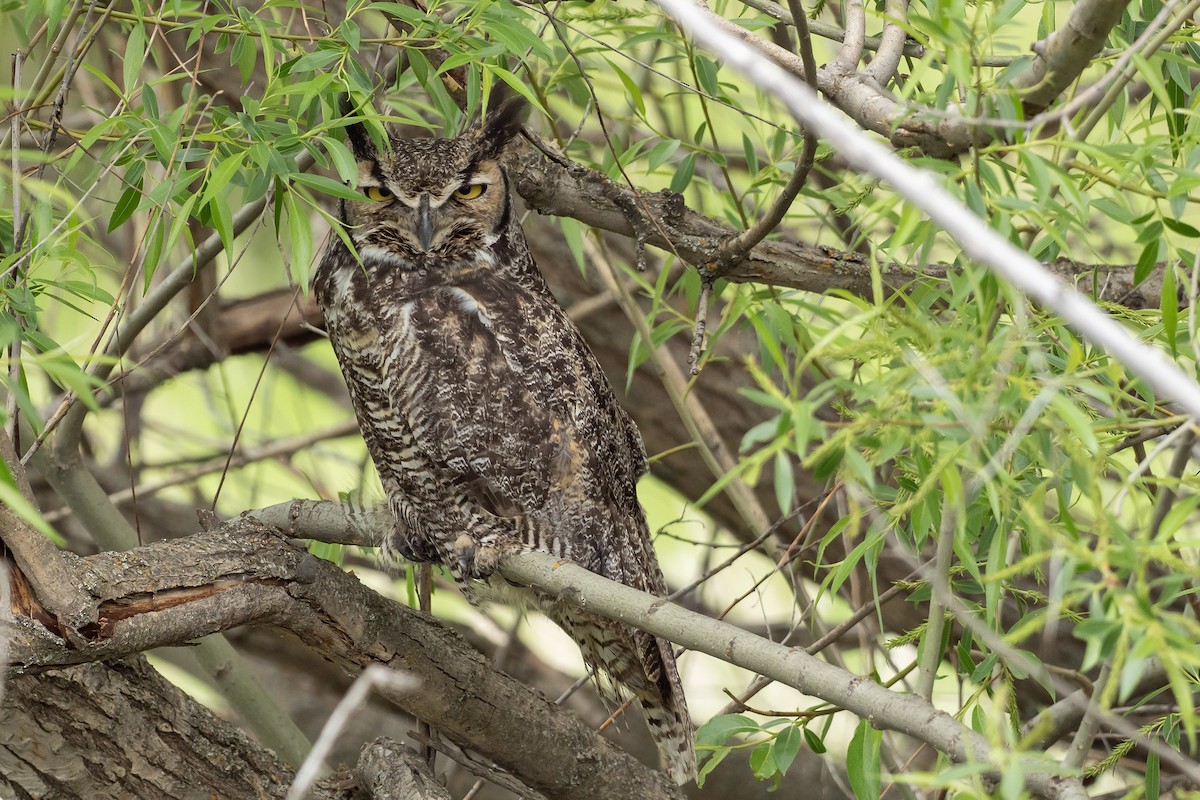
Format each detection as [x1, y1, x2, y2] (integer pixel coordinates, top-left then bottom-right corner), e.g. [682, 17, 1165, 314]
[253, 501, 1084, 800]
[4, 519, 685, 800]
[650, 0, 1200, 421]
[513, 144, 1170, 306]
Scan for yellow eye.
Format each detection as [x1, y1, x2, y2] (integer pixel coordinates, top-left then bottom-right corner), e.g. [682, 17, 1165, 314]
[364, 186, 393, 202]
[454, 183, 486, 200]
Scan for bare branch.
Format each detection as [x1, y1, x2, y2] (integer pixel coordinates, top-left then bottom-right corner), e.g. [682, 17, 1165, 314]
[499, 550, 1087, 800]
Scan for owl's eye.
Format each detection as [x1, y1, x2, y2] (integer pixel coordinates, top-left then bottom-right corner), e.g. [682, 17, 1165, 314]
[454, 183, 486, 200]
[364, 186, 394, 202]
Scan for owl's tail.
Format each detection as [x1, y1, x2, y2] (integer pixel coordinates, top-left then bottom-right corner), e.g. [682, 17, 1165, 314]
[634, 629, 698, 785]
[549, 607, 698, 784]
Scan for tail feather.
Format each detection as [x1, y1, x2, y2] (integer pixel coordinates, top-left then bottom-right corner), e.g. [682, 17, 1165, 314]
[544, 604, 698, 784]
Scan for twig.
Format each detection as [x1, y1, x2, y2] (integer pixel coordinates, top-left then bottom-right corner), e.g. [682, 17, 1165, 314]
[714, 0, 818, 268]
[286, 665, 418, 800]
[1147, 427, 1198, 540]
[860, 0, 908, 85]
[211, 285, 305, 510]
[686, 278, 711, 375]
[1062, 662, 1111, 770]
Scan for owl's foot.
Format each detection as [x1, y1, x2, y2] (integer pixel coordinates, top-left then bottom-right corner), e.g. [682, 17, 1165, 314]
[452, 533, 506, 580]
[385, 529, 438, 564]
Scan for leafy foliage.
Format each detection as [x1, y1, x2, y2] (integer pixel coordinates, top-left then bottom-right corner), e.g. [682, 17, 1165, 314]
[3, 0, 1200, 794]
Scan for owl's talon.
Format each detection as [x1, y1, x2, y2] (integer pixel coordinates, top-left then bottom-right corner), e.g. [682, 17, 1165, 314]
[453, 533, 502, 580]
[388, 530, 438, 564]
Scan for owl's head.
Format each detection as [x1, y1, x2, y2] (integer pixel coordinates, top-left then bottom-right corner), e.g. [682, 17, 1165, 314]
[340, 95, 529, 266]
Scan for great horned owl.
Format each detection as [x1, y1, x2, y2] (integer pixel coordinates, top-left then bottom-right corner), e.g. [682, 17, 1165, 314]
[312, 94, 697, 784]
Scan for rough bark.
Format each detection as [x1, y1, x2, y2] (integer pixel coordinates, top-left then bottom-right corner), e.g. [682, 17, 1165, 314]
[0, 658, 307, 800]
[356, 740, 454, 800]
[4, 520, 684, 800]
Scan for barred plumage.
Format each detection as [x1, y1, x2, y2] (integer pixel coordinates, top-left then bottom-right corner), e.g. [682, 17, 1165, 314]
[312, 95, 696, 783]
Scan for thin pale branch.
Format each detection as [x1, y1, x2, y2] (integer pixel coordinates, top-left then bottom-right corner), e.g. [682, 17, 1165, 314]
[253, 501, 1079, 797]
[650, 0, 1200, 420]
[497, 551, 1086, 800]
[860, 0, 908, 86]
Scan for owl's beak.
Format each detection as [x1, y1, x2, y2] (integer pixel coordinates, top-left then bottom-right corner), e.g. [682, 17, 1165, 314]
[417, 193, 434, 252]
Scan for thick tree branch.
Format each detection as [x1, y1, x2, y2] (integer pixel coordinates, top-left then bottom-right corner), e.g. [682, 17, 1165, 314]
[0, 658, 319, 799]
[514, 144, 1169, 306]
[3, 520, 684, 800]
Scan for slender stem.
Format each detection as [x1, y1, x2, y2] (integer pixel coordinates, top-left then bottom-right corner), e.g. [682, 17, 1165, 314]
[715, 0, 818, 267]
[1062, 661, 1110, 770]
[914, 502, 955, 699]
[861, 0, 908, 85]
[834, 0, 865, 70]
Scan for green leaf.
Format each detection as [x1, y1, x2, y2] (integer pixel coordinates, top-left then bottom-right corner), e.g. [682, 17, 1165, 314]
[669, 152, 697, 194]
[846, 719, 882, 800]
[123, 23, 146, 96]
[323, 136, 358, 185]
[1049, 394, 1098, 454]
[695, 713, 761, 749]
[1134, 239, 1161, 286]
[208, 196, 235, 258]
[773, 449, 795, 514]
[558, 217, 586, 274]
[291, 172, 367, 201]
[285, 190, 314, 284]
[108, 182, 142, 232]
[202, 152, 246, 208]
[771, 726, 803, 776]
[1162, 263, 1178, 356]
[1146, 749, 1160, 800]
[486, 67, 548, 118]
[646, 139, 681, 172]
[1162, 216, 1200, 238]
[610, 61, 646, 117]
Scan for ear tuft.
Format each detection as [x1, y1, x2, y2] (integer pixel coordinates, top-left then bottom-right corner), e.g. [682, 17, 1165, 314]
[478, 89, 529, 159]
[340, 94, 377, 160]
